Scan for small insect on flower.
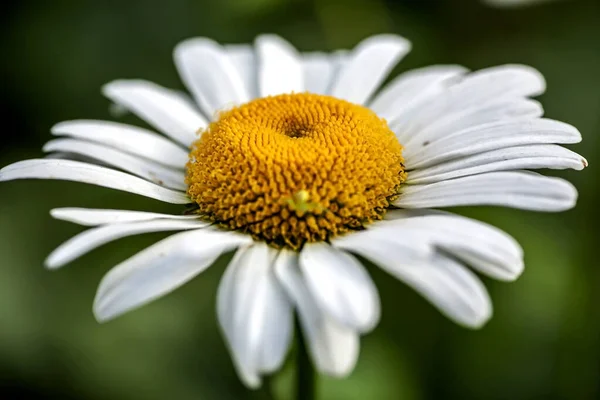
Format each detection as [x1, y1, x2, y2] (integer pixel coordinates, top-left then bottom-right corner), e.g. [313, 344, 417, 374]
[0, 34, 586, 388]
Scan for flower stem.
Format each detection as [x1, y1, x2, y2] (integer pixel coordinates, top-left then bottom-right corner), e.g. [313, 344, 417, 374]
[295, 319, 316, 400]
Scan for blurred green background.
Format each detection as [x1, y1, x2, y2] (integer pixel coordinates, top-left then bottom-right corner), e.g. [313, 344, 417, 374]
[1, 0, 599, 399]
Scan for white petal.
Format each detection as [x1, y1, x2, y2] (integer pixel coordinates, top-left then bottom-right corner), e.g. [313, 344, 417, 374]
[383, 255, 492, 328]
[335, 229, 492, 327]
[332, 226, 434, 266]
[217, 244, 292, 388]
[407, 144, 587, 184]
[396, 171, 578, 212]
[302, 52, 335, 95]
[225, 44, 258, 99]
[43, 138, 186, 190]
[93, 229, 250, 322]
[51, 120, 189, 169]
[103, 80, 206, 147]
[369, 65, 468, 123]
[405, 118, 582, 169]
[460, 64, 546, 97]
[334, 212, 522, 281]
[402, 98, 544, 150]
[394, 65, 545, 144]
[50, 207, 201, 226]
[174, 38, 250, 118]
[275, 250, 359, 377]
[46, 219, 209, 269]
[329, 34, 411, 105]
[256, 35, 303, 97]
[0, 159, 189, 204]
[383, 210, 523, 280]
[299, 243, 380, 332]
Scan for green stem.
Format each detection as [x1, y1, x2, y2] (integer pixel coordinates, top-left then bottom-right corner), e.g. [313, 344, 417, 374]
[295, 319, 316, 400]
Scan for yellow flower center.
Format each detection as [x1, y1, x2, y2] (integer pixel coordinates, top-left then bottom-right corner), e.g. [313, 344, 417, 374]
[186, 93, 406, 249]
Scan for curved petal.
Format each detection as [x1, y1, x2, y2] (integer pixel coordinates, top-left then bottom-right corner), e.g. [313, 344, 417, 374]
[393, 65, 546, 144]
[385, 255, 493, 328]
[299, 243, 380, 333]
[395, 171, 578, 212]
[43, 138, 186, 190]
[458, 64, 546, 97]
[50, 207, 201, 226]
[217, 243, 292, 388]
[394, 210, 523, 280]
[404, 118, 582, 169]
[45, 219, 210, 269]
[103, 80, 206, 147]
[275, 250, 359, 377]
[51, 120, 189, 169]
[329, 34, 411, 105]
[225, 44, 258, 100]
[332, 226, 434, 265]
[402, 98, 544, 150]
[334, 210, 523, 281]
[334, 233, 492, 328]
[407, 144, 587, 184]
[93, 229, 251, 322]
[256, 35, 303, 97]
[174, 38, 250, 118]
[302, 52, 335, 95]
[369, 65, 468, 122]
[0, 159, 189, 204]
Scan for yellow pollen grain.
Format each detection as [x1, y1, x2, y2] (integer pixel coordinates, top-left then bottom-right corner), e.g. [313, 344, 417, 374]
[186, 93, 407, 249]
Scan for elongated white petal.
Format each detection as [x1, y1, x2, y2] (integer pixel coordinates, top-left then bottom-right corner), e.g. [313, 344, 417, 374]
[51, 120, 189, 169]
[335, 210, 523, 281]
[396, 171, 578, 212]
[43, 139, 187, 190]
[51, 207, 201, 226]
[46, 219, 209, 269]
[256, 35, 303, 97]
[335, 228, 492, 327]
[175, 38, 250, 118]
[0, 159, 189, 204]
[303, 52, 335, 95]
[217, 246, 260, 388]
[405, 118, 582, 169]
[408, 144, 587, 184]
[396, 210, 522, 280]
[393, 65, 546, 143]
[403, 98, 544, 150]
[103, 80, 206, 147]
[217, 244, 292, 388]
[299, 243, 380, 332]
[225, 44, 258, 100]
[330, 34, 411, 105]
[457, 64, 545, 98]
[333, 226, 434, 265]
[275, 250, 359, 377]
[384, 254, 492, 328]
[369, 65, 468, 122]
[93, 229, 250, 322]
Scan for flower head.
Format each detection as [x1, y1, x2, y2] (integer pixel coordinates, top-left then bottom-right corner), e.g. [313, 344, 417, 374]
[0, 33, 586, 388]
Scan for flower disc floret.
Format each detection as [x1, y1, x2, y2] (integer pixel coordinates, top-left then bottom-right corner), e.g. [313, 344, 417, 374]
[186, 93, 406, 249]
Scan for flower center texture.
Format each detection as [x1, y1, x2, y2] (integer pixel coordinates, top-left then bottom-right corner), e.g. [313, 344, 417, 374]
[186, 93, 406, 249]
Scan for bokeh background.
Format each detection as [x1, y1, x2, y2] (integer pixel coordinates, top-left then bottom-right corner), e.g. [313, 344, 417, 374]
[1, 0, 599, 398]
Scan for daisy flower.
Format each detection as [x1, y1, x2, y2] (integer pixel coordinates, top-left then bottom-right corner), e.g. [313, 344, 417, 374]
[0, 34, 586, 389]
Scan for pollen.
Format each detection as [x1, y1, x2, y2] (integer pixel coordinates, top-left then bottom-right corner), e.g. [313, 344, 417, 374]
[186, 93, 406, 249]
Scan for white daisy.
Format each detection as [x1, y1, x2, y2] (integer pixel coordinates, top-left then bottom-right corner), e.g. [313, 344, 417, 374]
[0, 34, 586, 388]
